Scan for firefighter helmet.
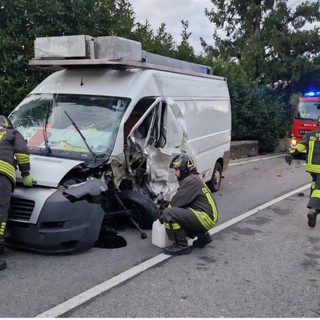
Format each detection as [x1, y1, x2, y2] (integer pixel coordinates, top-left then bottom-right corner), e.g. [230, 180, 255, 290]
[169, 154, 197, 180]
[0, 115, 13, 129]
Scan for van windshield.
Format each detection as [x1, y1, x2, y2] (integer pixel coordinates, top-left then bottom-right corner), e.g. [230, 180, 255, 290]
[295, 101, 320, 121]
[10, 93, 130, 164]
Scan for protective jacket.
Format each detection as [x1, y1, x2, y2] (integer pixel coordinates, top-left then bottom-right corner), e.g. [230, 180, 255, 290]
[171, 173, 216, 214]
[165, 172, 218, 231]
[290, 129, 320, 174]
[0, 127, 30, 188]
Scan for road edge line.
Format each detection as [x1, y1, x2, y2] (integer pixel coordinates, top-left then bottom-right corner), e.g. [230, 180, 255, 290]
[229, 154, 284, 166]
[36, 183, 310, 318]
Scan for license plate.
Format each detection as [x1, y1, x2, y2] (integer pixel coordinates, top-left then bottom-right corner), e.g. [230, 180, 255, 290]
[299, 129, 312, 135]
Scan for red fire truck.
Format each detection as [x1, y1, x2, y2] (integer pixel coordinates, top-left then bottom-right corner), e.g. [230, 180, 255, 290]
[290, 91, 320, 150]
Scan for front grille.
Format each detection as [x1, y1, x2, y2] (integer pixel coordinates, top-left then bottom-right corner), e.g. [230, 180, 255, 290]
[9, 197, 35, 221]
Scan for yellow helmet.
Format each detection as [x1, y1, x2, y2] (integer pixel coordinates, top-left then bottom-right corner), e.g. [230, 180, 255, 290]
[169, 154, 196, 180]
[0, 115, 13, 129]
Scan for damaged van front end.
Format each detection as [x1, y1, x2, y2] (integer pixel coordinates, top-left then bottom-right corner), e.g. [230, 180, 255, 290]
[8, 170, 107, 253]
[6, 92, 161, 253]
[5, 36, 232, 253]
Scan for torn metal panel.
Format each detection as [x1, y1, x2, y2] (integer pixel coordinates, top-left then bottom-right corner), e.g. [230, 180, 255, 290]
[144, 145, 179, 202]
[126, 96, 196, 202]
[144, 146, 196, 202]
[161, 99, 188, 148]
[62, 178, 107, 203]
[110, 154, 127, 189]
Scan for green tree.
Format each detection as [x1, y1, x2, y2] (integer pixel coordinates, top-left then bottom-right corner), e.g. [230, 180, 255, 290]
[212, 58, 289, 152]
[131, 19, 199, 64]
[202, 0, 320, 93]
[150, 23, 176, 56]
[108, 0, 135, 38]
[175, 20, 196, 62]
[0, 0, 136, 114]
[201, 0, 320, 150]
[130, 20, 176, 55]
[131, 20, 155, 50]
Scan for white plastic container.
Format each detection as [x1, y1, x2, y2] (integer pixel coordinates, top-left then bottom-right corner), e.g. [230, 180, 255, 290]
[152, 219, 174, 248]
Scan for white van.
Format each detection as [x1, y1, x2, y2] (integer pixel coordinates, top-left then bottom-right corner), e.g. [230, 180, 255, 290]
[7, 36, 231, 253]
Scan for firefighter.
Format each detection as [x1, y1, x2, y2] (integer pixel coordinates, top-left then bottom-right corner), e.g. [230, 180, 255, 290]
[161, 154, 218, 255]
[0, 115, 36, 270]
[286, 122, 320, 228]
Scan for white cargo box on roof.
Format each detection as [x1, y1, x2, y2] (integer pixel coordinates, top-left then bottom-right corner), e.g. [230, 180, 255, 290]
[34, 35, 93, 58]
[34, 35, 142, 61]
[30, 35, 214, 77]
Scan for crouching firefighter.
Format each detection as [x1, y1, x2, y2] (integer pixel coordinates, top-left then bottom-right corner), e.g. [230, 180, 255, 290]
[0, 115, 36, 271]
[286, 119, 320, 228]
[161, 154, 218, 255]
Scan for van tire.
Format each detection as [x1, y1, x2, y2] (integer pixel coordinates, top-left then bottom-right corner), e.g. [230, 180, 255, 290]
[207, 162, 222, 193]
[118, 190, 159, 229]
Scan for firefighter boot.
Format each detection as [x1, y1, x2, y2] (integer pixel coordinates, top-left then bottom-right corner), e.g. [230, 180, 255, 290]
[164, 229, 191, 255]
[307, 208, 319, 228]
[164, 239, 191, 255]
[193, 232, 213, 248]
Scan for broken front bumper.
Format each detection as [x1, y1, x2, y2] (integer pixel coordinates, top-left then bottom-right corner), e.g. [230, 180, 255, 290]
[7, 185, 105, 254]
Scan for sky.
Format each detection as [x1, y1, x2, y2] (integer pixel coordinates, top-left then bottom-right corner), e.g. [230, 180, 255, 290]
[129, 0, 315, 54]
[129, 0, 213, 54]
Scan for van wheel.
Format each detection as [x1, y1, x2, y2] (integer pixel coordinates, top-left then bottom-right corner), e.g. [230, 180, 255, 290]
[118, 190, 159, 229]
[207, 162, 222, 192]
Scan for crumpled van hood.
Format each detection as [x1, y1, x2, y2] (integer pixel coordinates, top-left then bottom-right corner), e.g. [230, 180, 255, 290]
[16, 155, 84, 188]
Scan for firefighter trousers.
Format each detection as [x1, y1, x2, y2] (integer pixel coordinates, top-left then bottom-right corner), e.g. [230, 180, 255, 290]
[162, 206, 217, 242]
[307, 173, 320, 210]
[0, 174, 12, 239]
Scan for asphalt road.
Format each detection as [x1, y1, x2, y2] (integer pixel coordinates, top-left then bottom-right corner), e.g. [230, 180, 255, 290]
[1, 153, 318, 318]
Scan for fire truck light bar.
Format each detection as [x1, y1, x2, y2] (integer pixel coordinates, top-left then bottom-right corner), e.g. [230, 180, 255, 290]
[304, 91, 320, 97]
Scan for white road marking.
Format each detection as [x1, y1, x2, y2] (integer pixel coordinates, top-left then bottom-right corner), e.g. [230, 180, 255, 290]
[36, 183, 310, 318]
[229, 154, 284, 166]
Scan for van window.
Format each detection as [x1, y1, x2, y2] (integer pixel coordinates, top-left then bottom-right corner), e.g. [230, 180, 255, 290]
[10, 93, 130, 164]
[124, 98, 155, 137]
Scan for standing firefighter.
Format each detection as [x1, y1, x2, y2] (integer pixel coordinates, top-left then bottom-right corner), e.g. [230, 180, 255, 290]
[0, 115, 36, 270]
[286, 122, 320, 228]
[161, 154, 218, 255]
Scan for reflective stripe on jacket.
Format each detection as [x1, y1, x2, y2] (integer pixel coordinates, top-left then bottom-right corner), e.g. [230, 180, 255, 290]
[290, 129, 320, 173]
[0, 128, 30, 186]
[169, 173, 218, 229]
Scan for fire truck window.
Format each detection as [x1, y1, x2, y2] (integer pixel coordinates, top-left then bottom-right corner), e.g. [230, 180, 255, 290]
[296, 102, 320, 121]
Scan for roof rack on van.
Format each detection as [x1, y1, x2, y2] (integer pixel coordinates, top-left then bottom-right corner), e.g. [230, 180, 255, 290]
[29, 35, 219, 79]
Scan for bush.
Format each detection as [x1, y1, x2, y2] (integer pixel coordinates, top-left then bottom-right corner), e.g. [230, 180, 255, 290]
[211, 61, 290, 153]
[231, 87, 289, 152]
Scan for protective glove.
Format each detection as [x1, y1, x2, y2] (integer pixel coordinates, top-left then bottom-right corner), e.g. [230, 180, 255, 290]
[22, 175, 37, 187]
[285, 154, 294, 165]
